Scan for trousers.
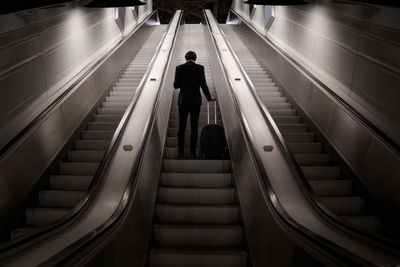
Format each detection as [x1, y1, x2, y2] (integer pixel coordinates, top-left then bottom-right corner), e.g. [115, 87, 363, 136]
[178, 104, 201, 154]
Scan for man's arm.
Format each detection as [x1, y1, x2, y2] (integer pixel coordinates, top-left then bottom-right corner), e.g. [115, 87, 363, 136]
[199, 65, 213, 101]
[173, 66, 180, 89]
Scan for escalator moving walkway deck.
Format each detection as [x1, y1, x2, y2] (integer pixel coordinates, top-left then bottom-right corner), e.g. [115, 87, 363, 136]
[10, 26, 167, 239]
[221, 25, 380, 233]
[149, 25, 248, 267]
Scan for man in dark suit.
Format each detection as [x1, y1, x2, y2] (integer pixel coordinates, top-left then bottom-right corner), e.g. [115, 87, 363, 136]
[173, 51, 215, 159]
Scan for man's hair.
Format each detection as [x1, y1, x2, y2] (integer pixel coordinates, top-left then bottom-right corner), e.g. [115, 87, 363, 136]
[185, 51, 197, 61]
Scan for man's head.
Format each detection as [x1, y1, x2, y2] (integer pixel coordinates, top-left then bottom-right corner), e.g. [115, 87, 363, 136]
[185, 51, 197, 62]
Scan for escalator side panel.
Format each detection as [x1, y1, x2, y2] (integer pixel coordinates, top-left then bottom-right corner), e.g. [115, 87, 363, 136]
[0, 17, 160, 238]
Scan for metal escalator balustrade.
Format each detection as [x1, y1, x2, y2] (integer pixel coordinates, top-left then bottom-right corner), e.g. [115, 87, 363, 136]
[9, 26, 167, 240]
[149, 24, 249, 267]
[221, 25, 381, 234]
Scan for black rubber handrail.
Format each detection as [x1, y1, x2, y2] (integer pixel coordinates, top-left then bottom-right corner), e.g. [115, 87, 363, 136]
[0, 10, 163, 255]
[40, 10, 183, 266]
[203, 9, 394, 266]
[229, 8, 400, 157]
[0, 10, 157, 160]
[219, 10, 400, 254]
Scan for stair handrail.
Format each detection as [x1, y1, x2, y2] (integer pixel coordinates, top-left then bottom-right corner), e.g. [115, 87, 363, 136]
[223, 9, 400, 252]
[0, 11, 180, 259]
[229, 8, 400, 158]
[203, 9, 400, 266]
[0, 11, 157, 160]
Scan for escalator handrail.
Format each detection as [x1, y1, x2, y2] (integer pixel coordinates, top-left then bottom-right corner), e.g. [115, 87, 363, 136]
[218, 11, 400, 253]
[39, 10, 183, 266]
[203, 9, 389, 266]
[0, 10, 168, 255]
[229, 8, 400, 158]
[0, 10, 157, 160]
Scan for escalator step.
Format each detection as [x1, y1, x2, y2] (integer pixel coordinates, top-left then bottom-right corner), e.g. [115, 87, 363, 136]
[161, 173, 231, 188]
[74, 140, 110, 150]
[97, 108, 126, 115]
[277, 124, 308, 132]
[38, 190, 85, 208]
[81, 130, 114, 140]
[59, 162, 99, 176]
[287, 143, 322, 154]
[163, 160, 230, 173]
[149, 247, 247, 267]
[282, 132, 314, 142]
[153, 224, 242, 247]
[294, 154, 331, 166]
[342, 216, 380, 232]
[273, 116, 302, 124]
[67, 150, 104, 162]
[320, 196, 365, 215]
[26, 208, 69, 226]
[301, 166, 340, 179]
[93, 114, 123, 122]
[309, 180, 352, 195]
[87, 122, 119, 130]
[158, 187, 235, 204]
[50, 175, 93, 190]
[156, 204, 238, 224]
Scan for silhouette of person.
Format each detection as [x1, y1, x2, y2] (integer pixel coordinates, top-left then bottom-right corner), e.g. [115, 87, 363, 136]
[173, 51, 216, 159]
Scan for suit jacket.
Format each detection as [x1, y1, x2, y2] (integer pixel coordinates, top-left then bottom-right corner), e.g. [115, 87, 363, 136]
[173, 61, 212, 105]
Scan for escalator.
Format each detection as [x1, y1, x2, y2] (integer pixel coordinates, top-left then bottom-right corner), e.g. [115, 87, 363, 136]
[220, 25, 380, 233]
[149, 24, 248, 267]
[2, 9, 400, 267]
[10, 26, 167, 239]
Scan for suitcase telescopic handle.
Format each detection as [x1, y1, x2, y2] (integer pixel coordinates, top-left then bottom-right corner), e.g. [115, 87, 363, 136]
[207, 99, 217, 125]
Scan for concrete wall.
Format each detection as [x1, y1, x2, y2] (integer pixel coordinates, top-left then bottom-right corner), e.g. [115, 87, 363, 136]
[0, 1, 152, 150]
[230, 0, 400, 147]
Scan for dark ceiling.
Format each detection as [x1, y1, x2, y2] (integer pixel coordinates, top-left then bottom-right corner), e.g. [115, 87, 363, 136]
[153, 0, 233, 24]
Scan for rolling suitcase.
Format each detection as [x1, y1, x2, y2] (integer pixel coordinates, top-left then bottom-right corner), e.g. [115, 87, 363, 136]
[200, 101, 229, 159]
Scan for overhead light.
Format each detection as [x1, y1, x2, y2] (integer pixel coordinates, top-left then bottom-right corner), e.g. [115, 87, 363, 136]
[84, 0, 145, 8]
[243, 0, 308, 5]
[331, 0, 400, 7]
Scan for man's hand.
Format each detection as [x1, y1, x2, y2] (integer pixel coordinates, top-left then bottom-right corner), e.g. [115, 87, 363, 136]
[210, 96, 216, 102]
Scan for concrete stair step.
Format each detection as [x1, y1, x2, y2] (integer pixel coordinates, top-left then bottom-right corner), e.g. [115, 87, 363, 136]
[81, 130, 114, 140]
[163, 160, 230, 173]
[50, 175, 93, 190]
[153, 224, 242, 247]
[67, 150, 104, 162]
[321, 196, 365, 215]
[161, 173, 231, 188]
[38, 190, 85, 208]
[74, 140, 110, 150]
[156, 204, 238, 224]
[294, 153, 331, 166]
[287, 143, 322, 153]
[309, 180, 352, 196]
[149, 247, 247, 267]
[158, 187, 235, 204]
[59, 162, 99, 175]
[26, 208, 69, 226]
[301, 166, 340, 180]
